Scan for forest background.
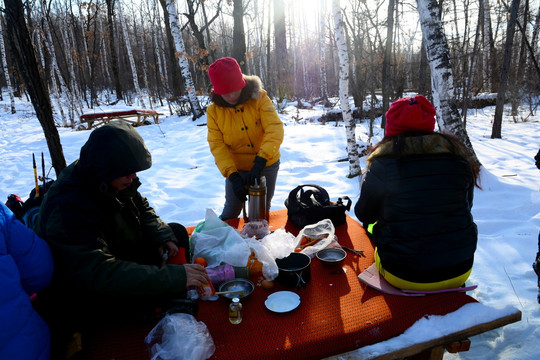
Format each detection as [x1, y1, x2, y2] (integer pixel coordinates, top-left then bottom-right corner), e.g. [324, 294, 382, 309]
[0, 0, 538, 159]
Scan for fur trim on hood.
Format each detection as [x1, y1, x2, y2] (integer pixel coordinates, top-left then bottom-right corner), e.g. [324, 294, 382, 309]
[210, 75, 264, 107]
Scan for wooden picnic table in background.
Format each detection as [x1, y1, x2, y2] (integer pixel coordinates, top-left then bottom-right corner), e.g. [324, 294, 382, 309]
[79, 109, 163, 129]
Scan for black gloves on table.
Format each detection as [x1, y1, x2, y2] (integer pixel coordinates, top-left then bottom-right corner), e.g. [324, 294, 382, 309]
[229, 172, 247, 201]
[247, 156, 267, 186]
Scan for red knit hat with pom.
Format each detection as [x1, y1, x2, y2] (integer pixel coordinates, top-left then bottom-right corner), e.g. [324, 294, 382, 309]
[384, 95, 436, 137]
[208, 57, 246, 95]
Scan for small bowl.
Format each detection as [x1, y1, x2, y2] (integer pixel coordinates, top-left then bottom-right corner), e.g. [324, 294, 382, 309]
[316, 248, 347, 266]
[218, 278, 254, 299]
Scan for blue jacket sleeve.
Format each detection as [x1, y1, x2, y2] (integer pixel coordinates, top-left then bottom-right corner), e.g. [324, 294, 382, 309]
[1, 203, 53, 295]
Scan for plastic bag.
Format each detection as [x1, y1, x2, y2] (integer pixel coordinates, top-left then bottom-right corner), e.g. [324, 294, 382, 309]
[261, 228, 297, 259]
[295, 219, 336, 258]
[145, 313, 215, 360]
[190, 209, 279, 280]
[191, 209, 252, 268]
[244, 237, 279, 280]
[240, 219, 270, 239]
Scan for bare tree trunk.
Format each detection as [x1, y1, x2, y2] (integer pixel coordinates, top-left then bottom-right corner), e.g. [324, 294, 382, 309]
[105, 0, 123, 101]
[135, 18, 151, 107]
[253, 0, 265, 82]
[4, 0, 66, 177]
[232, 0, 247, 72]
[0, 17, 16, 114]
[184, 0, 211, 73]
[416, 0, 480, 168]
[98, 14, 112, 101]
[512, 0, 529, 117]
[166, 0, 203, 119]
[482, 0, 497, 92]
[381, 0, 395, 131]
[265, 0, 272, 94]
[492, 0, 521, 138]
[62, 24, 84, 119]
[462, 12, 482, 127]
[332, 0, 360, 178]
[117, 3, 145, 108]
[319, 0, 328, 101]
[40, 0, 79, 127]
[532, 3, 540, 56]
[418, 36, 431, 96]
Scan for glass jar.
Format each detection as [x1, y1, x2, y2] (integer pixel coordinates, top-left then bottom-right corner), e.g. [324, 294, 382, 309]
[228, 297, 242, 324]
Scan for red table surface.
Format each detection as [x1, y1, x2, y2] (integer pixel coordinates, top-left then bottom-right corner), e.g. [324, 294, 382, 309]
[86, 209, 477, 360]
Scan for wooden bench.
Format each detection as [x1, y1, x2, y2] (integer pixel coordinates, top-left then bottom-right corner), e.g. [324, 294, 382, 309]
[79, 109, 162, 130]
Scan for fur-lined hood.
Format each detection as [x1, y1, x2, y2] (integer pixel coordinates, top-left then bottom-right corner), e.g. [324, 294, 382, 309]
[210, 75, 264, 107]
[367, 133, 470, 165]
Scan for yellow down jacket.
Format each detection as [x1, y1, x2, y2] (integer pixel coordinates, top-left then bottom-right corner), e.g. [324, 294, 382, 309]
[207, 76, 284, 177]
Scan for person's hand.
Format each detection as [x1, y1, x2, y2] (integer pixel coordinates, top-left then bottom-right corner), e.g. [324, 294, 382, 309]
[247, 156, 267, 186]
[229, 172, 247, 201]
[159, 241, 179, 258]
[184, 264, 211, 288]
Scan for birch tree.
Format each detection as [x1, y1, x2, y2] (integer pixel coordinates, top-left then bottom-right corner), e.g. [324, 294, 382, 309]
[416, 0, 480, 168]
[0, 17, 16, 114]
[332, 0, 360, 178]
[166, 0, 203, 119]
[117, 2, 145, 108]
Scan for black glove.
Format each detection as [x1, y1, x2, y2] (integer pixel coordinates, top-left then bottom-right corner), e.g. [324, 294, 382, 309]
[247, 156, 267, 186]
[229, 172, 247, 201]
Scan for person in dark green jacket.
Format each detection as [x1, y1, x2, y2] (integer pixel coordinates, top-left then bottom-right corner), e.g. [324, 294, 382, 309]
[34, 120, 209, 358]
[355, 95, 481, 291]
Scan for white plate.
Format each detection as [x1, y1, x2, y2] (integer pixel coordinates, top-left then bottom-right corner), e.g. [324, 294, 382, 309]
[264, 291, 301, 313]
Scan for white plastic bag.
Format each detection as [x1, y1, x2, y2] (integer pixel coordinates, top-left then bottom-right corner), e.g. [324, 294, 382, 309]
[145, 313, 215, 360]
[295, 219, 336, 258]
[260, 228, 297, 259]
[244, 237, 279, 280]
[190, 209, 279, 280]
[191, 209, 252, 268]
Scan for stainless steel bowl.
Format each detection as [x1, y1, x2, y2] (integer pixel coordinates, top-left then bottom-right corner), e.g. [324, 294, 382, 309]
[218, 278, 254, 299]
[316, 248, 347, 266]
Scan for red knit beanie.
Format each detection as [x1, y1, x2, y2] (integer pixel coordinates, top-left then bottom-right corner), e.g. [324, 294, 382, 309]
[208, 57, 246, 95]
[384, 95, 436, 137]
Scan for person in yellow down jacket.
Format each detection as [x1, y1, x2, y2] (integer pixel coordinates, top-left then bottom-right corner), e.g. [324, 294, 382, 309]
[207, 57, 284, 220]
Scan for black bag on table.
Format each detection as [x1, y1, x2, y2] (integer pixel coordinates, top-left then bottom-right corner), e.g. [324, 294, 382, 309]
[284, 184, 351, 228]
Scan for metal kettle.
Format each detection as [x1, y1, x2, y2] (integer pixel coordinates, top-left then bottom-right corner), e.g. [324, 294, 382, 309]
[247, 176, 267, 222]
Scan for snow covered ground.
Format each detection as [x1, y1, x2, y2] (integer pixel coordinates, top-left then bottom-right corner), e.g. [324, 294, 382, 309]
[0, 94, 538, 359]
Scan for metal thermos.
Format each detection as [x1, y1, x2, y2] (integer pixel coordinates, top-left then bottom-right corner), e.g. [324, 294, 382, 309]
[248, 176, 267, 221]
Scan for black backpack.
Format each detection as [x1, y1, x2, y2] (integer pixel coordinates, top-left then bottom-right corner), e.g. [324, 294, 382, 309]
[284, 184, 351, 228]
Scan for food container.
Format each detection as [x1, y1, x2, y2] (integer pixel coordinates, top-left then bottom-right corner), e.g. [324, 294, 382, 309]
[218, 278, 254, 299]
[275, 252, 311, 289]
[316, 248, 347, 266]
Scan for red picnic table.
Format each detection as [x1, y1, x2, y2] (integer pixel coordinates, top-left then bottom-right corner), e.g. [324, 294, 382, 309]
[79, 109, 162, 129]
[85, 209, 521, 360]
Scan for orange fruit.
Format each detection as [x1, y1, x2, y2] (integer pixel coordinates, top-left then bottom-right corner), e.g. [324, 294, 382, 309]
[261, 279, 274, 290]
[194, 257, 207, 267]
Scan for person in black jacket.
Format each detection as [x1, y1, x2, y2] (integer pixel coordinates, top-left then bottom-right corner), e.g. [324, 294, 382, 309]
[355, 95, 481, 291]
